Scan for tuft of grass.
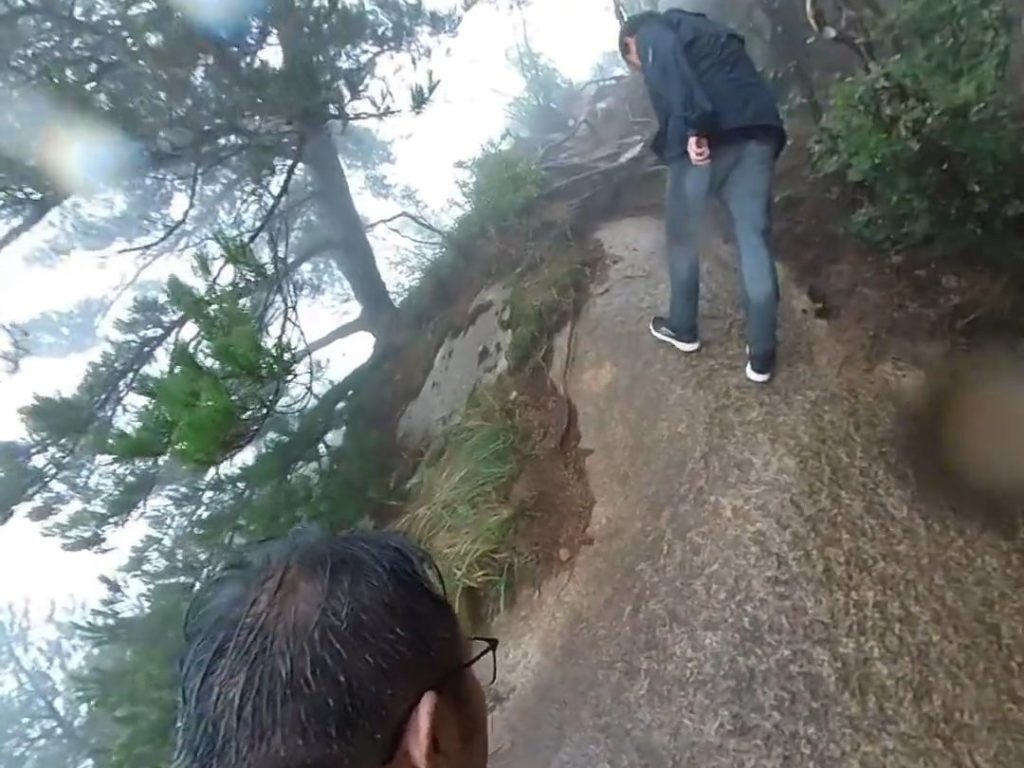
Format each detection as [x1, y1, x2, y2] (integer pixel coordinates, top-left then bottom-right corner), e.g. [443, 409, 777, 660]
[398, 386, 521, 621]
[504, 246, 590, 371]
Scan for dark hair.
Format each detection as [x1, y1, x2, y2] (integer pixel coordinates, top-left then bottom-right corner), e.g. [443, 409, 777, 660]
[618, 11, 662, 59]
[173, 528, 464, 768]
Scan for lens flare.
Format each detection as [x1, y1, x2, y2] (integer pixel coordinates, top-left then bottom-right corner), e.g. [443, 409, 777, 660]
[0, 90, 142, 196]
[169, 0, 266, 41]
[37, 116, 141, 196]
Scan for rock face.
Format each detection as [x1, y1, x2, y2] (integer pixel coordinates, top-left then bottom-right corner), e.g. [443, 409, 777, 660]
[397, 285, 512, 450]
[489, 216, 1024, 768]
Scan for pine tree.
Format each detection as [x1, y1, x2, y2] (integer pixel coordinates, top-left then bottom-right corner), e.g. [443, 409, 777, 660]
[0, 0, 461, 333]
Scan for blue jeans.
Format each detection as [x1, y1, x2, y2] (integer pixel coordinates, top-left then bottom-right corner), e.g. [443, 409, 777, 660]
[664, 138, 780, 357]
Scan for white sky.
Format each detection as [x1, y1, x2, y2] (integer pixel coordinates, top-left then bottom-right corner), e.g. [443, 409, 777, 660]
[0, 0, 620, 614]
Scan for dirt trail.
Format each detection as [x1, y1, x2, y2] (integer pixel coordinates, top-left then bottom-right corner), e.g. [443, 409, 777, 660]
[488, 216, 1024, 768]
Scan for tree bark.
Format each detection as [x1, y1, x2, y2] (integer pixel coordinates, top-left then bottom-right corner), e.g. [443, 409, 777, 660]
[301, 122, 398, 336]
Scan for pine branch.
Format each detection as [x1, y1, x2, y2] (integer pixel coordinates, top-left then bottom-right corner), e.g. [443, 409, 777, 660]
[247, 144, 304, 246]
[363, 211, 445, 236]
[118, 161, 201, 256]
[299, 316, 367, 359]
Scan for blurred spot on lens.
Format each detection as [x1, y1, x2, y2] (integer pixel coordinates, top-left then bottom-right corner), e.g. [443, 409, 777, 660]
[0, 90, 142, 196]
[169, 0, 266, 41]
[900, 347, 1024, 535]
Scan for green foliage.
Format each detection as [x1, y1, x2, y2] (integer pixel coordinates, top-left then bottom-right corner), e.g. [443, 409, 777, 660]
[401, 142, 546, 325]
[24, 395, 94, 444]
[197, 378, 389, 546]
[505, 246, 590, 371]
[812, 0, 1024, 246]
[450, 142, 545, 246]
[6, 231, 334, 547]
[109, 241, 297, 468]
[399, 387, 521, 618]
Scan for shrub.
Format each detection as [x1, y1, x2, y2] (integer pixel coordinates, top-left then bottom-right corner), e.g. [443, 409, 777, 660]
[400, 142, 545, 325]
[449, 141, 545, 247]
[812, 0, 1024, 247]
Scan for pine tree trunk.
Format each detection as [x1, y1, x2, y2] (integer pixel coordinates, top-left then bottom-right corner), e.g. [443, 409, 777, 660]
[301, 122, 398, 335]
[272, 1, 396, 337]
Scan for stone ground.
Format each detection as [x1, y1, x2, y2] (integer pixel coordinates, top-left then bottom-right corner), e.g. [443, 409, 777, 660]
[486, 216, 1024, 768]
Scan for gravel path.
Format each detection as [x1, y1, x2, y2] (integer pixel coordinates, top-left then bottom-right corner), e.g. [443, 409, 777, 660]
[488, 216, 1024, 768]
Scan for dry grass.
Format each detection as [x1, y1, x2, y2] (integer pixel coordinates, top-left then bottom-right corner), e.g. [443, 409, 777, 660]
[398, 386, 521, 620]
[396, 241, 597, 625]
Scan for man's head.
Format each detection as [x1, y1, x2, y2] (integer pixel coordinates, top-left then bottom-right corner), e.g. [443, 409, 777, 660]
[618, 11, 661, 70]
[174, 528, 490, 768]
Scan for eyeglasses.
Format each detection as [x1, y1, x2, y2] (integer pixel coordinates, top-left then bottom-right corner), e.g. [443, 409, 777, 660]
[464, 636, 499, 686]
[380, 636, 500, 764]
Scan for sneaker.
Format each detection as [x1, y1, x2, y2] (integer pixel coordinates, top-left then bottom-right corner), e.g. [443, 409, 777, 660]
[650, 317, 701, 353]
[745, 346, 776, 384]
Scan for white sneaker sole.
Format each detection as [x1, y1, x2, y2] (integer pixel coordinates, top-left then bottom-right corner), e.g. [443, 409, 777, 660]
[744, 346, 773, 383]
[745, 362, 773, 384]
[650, 323, 701, 353]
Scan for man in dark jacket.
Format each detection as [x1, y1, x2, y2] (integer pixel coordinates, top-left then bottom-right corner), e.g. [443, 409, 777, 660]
[619, 9, 787, 383]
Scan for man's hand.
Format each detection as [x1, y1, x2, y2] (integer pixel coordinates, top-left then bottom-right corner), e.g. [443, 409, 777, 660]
[688, 136, 711, 166]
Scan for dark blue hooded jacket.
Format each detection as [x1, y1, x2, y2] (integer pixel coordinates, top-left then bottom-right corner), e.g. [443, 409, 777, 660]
[634, 10, 786, 163]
